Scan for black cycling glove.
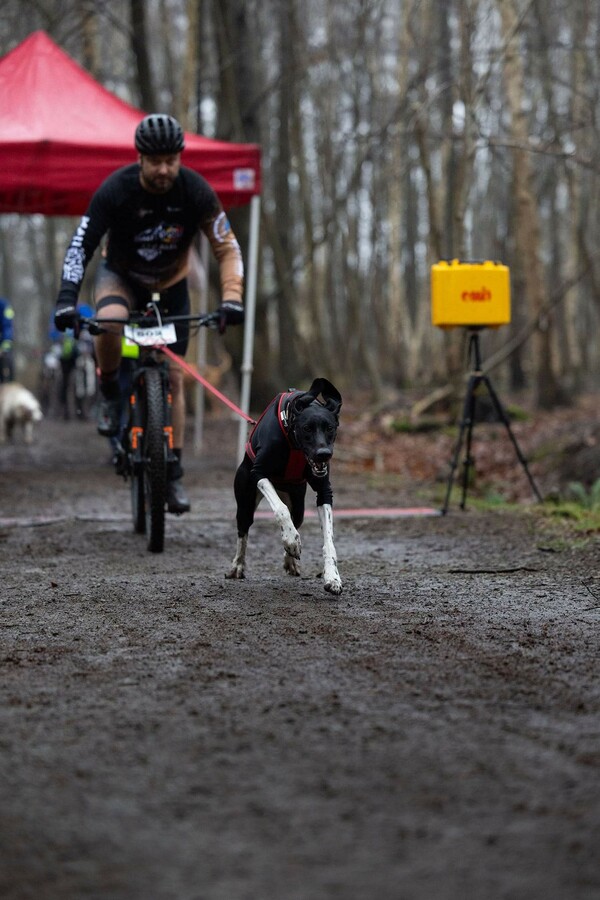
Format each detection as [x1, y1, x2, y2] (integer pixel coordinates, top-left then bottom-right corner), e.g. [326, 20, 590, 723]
[217, 300, 245, 334]
[54, 298, 79, 332]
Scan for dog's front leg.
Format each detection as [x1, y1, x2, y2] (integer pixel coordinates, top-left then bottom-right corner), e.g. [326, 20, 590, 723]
[257, 478, 302, 567]
[318, 504, 342, 594]
[227, 534, 248, 579]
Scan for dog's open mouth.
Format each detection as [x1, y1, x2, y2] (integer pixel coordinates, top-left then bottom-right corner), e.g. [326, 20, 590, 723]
[307, 458, 329, 478]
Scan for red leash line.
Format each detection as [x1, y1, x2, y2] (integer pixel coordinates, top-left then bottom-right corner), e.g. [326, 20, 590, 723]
[157, 344, 256, 425]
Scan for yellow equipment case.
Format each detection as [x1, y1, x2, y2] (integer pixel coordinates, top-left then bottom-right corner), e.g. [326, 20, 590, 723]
[431, 259, 511, 328]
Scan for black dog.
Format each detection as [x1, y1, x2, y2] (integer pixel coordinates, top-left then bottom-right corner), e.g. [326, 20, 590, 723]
[227, 378, 343, 594]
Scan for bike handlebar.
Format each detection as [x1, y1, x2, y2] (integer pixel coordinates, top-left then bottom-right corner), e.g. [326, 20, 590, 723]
[77, 309, 222, 336]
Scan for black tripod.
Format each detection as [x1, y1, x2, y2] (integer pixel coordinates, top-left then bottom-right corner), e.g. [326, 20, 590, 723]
[442, 328, 543, 514]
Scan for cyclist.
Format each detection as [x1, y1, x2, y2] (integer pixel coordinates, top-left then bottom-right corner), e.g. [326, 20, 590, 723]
[0, 296, 15, 382]
[53, 113, 244, 514]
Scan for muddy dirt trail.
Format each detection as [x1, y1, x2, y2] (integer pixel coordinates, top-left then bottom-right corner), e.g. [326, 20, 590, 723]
[1, 417, 599, 900]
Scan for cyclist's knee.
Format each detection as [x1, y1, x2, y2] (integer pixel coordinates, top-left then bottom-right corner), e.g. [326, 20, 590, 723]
[96, 295, 130, 319]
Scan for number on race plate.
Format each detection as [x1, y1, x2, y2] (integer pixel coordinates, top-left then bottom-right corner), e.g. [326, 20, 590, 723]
[124, 323, 177, 347]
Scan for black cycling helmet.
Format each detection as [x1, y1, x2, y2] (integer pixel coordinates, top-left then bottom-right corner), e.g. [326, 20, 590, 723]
[135, 114, 185, 155]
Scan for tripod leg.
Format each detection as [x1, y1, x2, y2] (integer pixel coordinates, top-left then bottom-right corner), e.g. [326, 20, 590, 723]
[481, 376, 543, 502]
[442, 424, 465, 514]
[442, 374, 479, 514]
[460, 376, 479, 509]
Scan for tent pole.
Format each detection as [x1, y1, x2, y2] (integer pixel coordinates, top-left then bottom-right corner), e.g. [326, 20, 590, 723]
[237, 194, 260, 462]
[192, 237, 209, 455]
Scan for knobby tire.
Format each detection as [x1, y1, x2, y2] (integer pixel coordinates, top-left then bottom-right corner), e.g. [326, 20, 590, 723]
[143, 368, 167, 553]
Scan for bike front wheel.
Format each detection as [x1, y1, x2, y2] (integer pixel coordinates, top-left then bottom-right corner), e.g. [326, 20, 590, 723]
[142, 368, 167, 552]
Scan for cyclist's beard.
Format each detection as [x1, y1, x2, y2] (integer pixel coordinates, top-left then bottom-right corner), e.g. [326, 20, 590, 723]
[142, 172, 176, 194]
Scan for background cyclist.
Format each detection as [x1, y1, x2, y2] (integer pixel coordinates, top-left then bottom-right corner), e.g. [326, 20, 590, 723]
[0, 295, 15, 382]
[53, 113, 244, 514]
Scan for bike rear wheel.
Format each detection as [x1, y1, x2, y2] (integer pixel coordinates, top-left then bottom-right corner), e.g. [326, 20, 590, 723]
[142, 368, 167, 552]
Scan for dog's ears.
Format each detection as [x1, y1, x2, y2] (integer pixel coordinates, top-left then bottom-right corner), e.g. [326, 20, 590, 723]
[309, 378, 342, 414]
[293, 378, 342, 416]
[290, 378, 342, 418]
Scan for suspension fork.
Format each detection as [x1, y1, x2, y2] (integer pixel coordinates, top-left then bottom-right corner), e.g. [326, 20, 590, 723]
[158, 359, 176, 465]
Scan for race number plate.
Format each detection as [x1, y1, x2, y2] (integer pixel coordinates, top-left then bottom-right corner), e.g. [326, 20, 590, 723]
[124, 323, 177, 347]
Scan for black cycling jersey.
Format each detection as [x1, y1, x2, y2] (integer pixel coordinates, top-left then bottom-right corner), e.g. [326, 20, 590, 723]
[57, 164, 223, 304]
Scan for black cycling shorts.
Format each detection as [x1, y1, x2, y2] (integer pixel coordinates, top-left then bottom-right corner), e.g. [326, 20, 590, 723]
[94, 260, 191, 357]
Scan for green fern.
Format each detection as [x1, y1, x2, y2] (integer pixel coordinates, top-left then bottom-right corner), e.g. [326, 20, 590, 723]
[566, 478, 600, 510]
[567, 481, 589, 506]
[590, 479, 600, 509]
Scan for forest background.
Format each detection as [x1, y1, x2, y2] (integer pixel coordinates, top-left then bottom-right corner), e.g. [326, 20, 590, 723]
[1, 0, 599, 412]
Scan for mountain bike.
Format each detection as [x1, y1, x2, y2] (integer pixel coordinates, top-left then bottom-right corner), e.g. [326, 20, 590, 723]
[81, 298, 221, 553]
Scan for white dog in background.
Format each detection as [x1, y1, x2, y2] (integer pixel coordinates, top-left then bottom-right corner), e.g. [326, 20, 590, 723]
[0, 383, 43, 445]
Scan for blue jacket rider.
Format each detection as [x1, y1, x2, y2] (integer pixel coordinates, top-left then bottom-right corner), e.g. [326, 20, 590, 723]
[0, 296, 15, 382]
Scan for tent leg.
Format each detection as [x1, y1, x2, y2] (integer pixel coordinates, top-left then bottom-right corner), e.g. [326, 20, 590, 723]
[192, 238, 209, 455]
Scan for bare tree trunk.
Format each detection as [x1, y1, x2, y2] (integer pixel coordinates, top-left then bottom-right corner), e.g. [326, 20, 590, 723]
[41, 218, 58, 348]
[211, 0, 244, 139]
[78, 2, 100, 78]
[562, 0, 590, 388]
[412, 1, 444, 263]
[0, 218, 16, 302]
[178, 0, 201, 129]
[208, 0, 271, 399]
[159, 0, 177, 112]
[129, 0, 157, 111]
[387, 4, 412, 383]
[272, 0, 300, 383]
[497, 0, 562, 408]
[453, 0, 478, 260]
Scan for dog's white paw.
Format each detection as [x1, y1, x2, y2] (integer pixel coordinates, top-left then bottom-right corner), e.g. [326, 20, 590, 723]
[324, 576, 343, 595]
[323, 560, 342, 595]
[226, 536, 247, 580]
[282, 525, 301, 560]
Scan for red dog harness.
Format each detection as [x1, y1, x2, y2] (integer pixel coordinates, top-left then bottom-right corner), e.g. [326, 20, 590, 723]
[245, 391, 307, 483]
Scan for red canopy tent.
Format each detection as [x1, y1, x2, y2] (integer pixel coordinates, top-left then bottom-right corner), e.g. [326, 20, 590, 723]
[0, 31, 261, 455]
[0, 30, 261, 214]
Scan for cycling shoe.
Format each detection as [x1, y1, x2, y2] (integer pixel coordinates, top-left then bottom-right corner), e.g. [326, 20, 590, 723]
[167, 478, 191, 514]
[97, 396, 121, 437]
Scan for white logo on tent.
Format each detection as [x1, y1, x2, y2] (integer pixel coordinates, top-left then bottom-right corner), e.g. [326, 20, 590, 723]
[233, 169, 255, 190]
